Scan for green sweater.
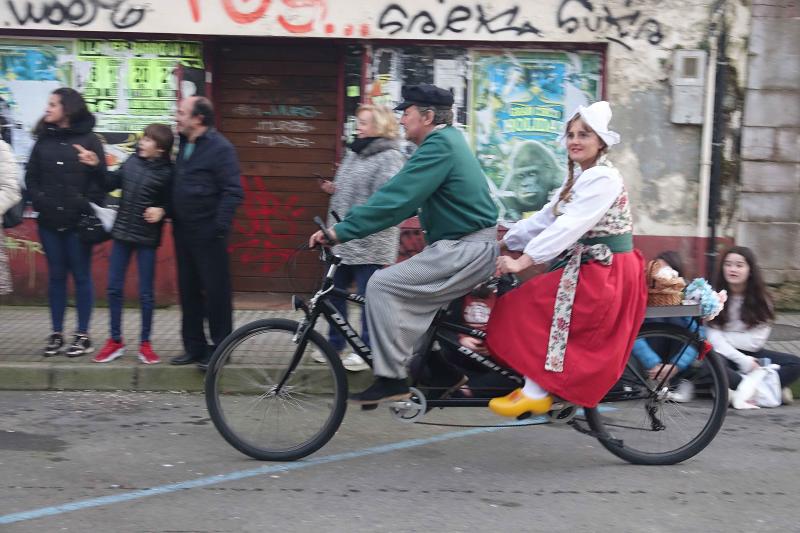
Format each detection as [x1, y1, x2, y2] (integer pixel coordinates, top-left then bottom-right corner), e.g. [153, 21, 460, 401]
[335, 126, 498, 244]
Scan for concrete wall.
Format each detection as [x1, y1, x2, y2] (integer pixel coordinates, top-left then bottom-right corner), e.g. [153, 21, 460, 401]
[738, 0, 800, 283]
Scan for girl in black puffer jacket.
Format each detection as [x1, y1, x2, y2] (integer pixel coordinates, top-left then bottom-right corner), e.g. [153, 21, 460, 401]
[93, 124, 174, 365]
[25, 88, 106, 358]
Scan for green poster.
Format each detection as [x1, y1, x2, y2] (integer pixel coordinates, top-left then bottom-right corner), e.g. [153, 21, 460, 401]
[76, 39, 203, 166]
[470, 50, 602, 222]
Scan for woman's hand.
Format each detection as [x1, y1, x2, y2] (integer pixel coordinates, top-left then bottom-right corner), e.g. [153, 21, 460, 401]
[459, 335, 489, 355]
[318, 178, 335, 195]
[495, 254, 534, 275]
[73, 144, 100, 167]
[648, 363, 679, 381]
[143, 207, 165, 224]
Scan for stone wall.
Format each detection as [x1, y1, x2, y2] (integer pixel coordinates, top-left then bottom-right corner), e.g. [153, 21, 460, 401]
[738, 0, 800, 283]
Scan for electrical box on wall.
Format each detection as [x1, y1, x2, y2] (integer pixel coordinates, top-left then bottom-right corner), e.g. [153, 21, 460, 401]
[670, 50, 707, 125]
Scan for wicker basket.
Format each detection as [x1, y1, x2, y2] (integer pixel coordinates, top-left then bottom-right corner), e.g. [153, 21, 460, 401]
[646, 260, 685, 306]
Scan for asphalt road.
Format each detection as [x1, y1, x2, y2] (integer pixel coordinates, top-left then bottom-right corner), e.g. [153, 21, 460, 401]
[1, 390, 798, 532]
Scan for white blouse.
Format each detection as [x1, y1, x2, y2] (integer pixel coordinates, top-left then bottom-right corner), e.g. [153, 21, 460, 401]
[503, 165, 623, 264]
[706, 294, 772, 372]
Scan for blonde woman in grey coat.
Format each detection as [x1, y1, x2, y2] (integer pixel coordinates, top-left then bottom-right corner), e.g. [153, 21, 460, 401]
[0, 139, 21, 295]
[316, 104, 406, 371]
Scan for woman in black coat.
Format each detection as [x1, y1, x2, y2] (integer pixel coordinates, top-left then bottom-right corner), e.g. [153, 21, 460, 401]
[93, 124, 174, 365]
[25, 88, 106, 358]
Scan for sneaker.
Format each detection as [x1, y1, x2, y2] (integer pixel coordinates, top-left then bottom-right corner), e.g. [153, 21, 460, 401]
[667, 379, 695, 403]
[782, 387, 794, 405]
[93, 338, 125, 363]
[138, 341, 161, 365]
[65, 334, 93, 358]
[311, 349, 328, 364]
[349, 377, 411, 405]
[44, 333, 65, 357]
[341, 352, 369, 372]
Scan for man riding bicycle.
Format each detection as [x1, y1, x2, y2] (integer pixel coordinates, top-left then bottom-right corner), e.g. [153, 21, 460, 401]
[309, 84, 499, 405]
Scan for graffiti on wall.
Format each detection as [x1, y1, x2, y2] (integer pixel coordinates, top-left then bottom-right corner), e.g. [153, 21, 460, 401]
[1, 0, 670, 46]
[377, 2, 541, 37]
[556, 0, 664, 50]
[5, 0, 146, 29]
[471, 50, 602, 222]
[230, 176, 307, 274]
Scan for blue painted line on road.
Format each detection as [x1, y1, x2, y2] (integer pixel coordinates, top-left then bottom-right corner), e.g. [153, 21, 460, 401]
[0, 418, 551, 525]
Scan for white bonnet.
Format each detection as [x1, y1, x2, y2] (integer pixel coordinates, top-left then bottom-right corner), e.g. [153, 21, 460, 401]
[559, 101, 620, 148]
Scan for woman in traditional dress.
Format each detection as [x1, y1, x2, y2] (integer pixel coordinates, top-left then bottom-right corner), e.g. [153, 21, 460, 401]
[485, 101, 647, 417]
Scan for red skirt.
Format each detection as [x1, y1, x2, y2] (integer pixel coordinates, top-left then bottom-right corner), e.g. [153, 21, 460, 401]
[485, 250, 647, 407]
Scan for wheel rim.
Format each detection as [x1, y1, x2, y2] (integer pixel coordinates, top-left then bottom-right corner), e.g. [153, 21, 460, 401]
[210, 325, 344, 456]
[593, 328, 726, 460]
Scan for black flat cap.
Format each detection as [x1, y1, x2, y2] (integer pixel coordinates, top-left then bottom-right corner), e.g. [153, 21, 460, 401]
[395, 84, 454, 111]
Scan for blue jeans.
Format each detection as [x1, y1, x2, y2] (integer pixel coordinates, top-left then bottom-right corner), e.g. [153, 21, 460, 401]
[329, 263, 381, 352]
[107, 240, 156, 342]
[38, 227, 93, 334]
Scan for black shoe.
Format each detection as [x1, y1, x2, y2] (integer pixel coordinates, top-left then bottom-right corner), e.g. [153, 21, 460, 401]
[195, 356, 211, 371]
[349, 377, 411, 405]
[44, 333, 65, 357]
[170, 353, 203, 365]
[65, 334, 93, 358]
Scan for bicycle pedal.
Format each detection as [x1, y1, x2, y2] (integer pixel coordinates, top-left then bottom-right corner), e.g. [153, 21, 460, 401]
[516, 412, 532, 421]
[361, 404, 379, 411]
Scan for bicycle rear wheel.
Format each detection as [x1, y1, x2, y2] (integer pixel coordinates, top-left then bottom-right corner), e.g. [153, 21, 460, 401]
[584, 323, 728, 465]
[205, 318, 347, 461]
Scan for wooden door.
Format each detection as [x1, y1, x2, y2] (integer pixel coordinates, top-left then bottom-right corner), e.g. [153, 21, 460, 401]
[217, 42, 341, 293]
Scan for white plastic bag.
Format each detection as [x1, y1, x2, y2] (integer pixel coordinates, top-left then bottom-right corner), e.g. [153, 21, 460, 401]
[89, 202, 117, 233]
[730, 365, 782, 409]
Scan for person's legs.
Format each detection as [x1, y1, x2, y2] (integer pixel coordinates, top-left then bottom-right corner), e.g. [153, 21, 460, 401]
[174, 235, 208, 360]
[64, 231, 93, 334]
[328, 264, 355, 352]
[38, 226, 68, 333]
[196, 237, 233, 354]
[365, 238, 497, 381]
[353, 264, 381, 347]
[107, 240, 132, 341]
[135, 245, 157, 343]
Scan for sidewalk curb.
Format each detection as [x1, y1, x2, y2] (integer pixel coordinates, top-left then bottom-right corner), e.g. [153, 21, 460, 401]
[0, 362, 375, 392]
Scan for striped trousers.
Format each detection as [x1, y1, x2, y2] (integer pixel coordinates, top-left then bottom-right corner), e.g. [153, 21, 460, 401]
[365, 227, 498, 379]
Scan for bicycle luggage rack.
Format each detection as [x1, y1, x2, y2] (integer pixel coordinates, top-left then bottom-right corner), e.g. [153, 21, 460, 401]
[644, 303, 701, 319]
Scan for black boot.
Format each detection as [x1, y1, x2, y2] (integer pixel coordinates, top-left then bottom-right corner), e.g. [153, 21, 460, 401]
[349, 377, 411, 405]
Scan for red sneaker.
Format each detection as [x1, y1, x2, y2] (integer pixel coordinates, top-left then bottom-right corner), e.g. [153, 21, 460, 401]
[93, 338, 125, 363]
[138, 341, 161, 365]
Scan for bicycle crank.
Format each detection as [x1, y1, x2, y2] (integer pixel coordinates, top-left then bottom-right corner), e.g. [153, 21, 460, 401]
[388, 387, 427, 423]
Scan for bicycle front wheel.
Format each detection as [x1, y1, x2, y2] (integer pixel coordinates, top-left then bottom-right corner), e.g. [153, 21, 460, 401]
[205, 318, 347, 461]
[585, 323, 728, 465]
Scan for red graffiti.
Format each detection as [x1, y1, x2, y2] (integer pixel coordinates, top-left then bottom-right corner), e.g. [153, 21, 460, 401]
[188, 0, 332, 33]
[229, 176, 306, 273]
[277, 0, 327, 33]
[224, 0, 271, 24]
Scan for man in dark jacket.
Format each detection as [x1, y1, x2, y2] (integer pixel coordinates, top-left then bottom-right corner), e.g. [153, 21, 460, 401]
[170, 96, 243, 367]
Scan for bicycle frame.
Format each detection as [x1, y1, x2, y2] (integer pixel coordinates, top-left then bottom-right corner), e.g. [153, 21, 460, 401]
[290, 245, 706, 409]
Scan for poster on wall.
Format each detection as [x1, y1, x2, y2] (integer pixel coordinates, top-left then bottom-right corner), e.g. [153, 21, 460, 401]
[74, 39, 204, 168]
[0, 40, 73, 166]
[470, 50, 602, 222]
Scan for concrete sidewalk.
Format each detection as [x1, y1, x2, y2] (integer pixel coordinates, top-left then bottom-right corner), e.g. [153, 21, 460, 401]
[1, 305, 799, 392]
[0, 304, 374, 392]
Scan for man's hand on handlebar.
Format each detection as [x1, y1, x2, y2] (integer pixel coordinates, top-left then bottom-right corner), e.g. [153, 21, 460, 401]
[309, 227, 338, 248]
